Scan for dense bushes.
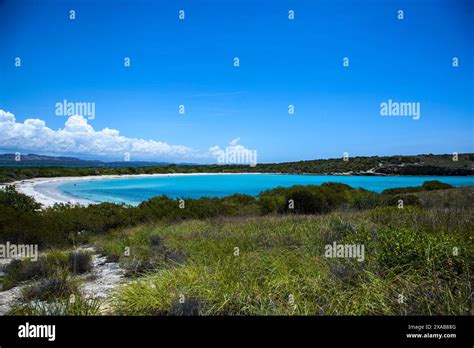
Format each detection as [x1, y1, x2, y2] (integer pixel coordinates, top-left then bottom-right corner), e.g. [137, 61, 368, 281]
[0, 188, 261, 247]
[259, 183, 380, 215]
[422, 180, 454, 191]
[347, 190, 380, 210]
[2, 259, 43, 289]
[0, 181, 458, 248]
[0, 185, 40, 211]
[382, 180, 453, 195]
[139, 194, 259, 221]
[282, 188, 329, 214]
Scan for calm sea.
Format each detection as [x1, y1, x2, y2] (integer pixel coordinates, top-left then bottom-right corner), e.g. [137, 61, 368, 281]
[58, 174, 474, 206]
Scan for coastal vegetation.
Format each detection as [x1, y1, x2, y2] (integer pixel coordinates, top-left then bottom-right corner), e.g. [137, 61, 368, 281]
[110, 206, 471, 315]
[0, 181, 454, 247]
[0, 180, 472, 316]
[0, 153, 472, 183]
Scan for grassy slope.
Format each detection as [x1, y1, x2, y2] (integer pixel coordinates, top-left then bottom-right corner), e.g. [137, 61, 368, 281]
[5, 188, 472, 315]
[91, 189, 473, 316]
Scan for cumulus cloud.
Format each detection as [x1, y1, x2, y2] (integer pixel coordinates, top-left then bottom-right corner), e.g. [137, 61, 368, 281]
[0, 110, 195, 161]
[209, 137, 258, 165]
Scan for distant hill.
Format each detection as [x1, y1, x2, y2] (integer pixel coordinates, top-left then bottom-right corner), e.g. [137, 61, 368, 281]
[256, 153, 474, 176]
[0, 153, 189, 167]
[0, 153, 91, 163]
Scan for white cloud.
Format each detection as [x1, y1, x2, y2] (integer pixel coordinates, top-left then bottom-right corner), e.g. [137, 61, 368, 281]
[0, 110, 196, 161]
[209, 137, 258, 165]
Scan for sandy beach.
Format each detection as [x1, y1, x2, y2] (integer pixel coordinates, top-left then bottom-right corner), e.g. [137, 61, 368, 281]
[1, 176, 97, 208]
[0, 173, 268, 208]
[3, 172, 471, 209]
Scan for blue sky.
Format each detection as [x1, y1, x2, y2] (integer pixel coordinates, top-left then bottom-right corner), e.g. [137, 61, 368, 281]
[0, 0, 473, 163]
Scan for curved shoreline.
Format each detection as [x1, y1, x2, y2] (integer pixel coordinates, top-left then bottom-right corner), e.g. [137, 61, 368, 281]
[2, 173, 473, 209]
[0, 173, 270, 208]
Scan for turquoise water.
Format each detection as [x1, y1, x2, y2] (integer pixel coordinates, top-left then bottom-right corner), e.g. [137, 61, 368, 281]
[58, 174, 474, 206]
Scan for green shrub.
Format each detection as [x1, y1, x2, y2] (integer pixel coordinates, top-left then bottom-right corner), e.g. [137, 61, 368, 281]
[21, 270, 78, 301]
[7, 295, 102, 316]
[258, 191, 286, 215]
[68, 251, 93, 274]
[320, 182, 353, 192]
[258, 184, 355, 215]
[422, 180, 453, 191]
[0, 185, 41, 212]
[283, 188, 329, 214]
[2, 259, 44, 290]
[1, 250, 90, 290]
[349, 190, 380, 210]
[382, 180, 454, 195]
[138, 195, 175, 221]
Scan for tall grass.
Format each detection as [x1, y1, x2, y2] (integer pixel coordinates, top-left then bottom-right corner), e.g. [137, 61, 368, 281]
[107, 203, 472, 315]
[7, 295, 103, 316]
[3, 187, 471, 316]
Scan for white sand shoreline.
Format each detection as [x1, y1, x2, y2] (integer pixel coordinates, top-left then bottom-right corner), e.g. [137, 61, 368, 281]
[5, 172, 468, 209]
[0, 173, 269, 208]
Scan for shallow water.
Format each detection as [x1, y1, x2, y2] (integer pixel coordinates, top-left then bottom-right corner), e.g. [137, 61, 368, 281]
[58, 174, 474, 206]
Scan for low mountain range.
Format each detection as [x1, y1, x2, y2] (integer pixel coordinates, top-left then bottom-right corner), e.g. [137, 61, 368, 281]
[0, 154, 192, 167]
